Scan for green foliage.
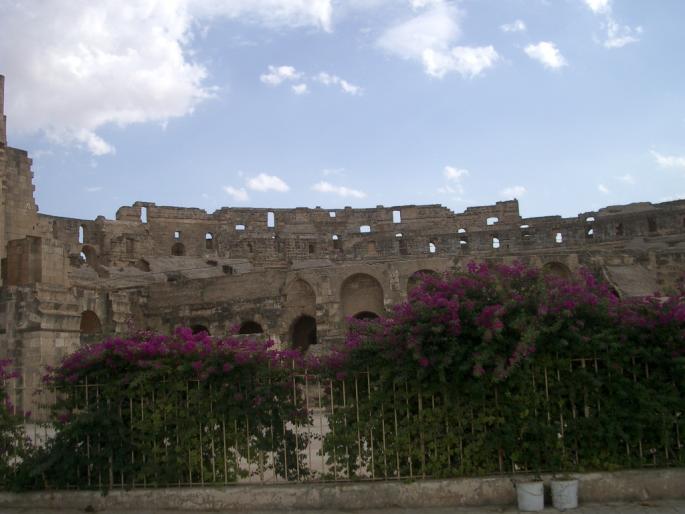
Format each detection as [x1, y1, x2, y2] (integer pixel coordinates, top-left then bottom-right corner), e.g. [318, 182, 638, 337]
[322, 263, 685, 478]
[4, 263, 685, 490]
[0, 360, 32, 488]
[12, 329, 311, 490]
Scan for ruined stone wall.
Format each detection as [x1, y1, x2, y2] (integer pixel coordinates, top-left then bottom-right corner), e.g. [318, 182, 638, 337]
[39, 199, 685, 271]
[0, 76, 44, 285]
[0, 147, 41, 279]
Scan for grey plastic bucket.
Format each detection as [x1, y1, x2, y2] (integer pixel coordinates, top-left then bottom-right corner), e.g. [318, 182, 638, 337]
[551, 479, 579, 510]
[516, 481, 544, 512]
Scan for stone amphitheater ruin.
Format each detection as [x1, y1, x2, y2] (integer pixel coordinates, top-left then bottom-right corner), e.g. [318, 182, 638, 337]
[1, 74, 685, 414]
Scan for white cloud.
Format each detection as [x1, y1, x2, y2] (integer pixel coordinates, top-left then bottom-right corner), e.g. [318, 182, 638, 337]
[77, 130, 116, 156]
[312, 181, 366, 198]
[314, 72, 362, 95]
[422, 46, 499, 79]
[500, 185, 527, 198]
[0, 1, 335, 155]
[443, 166, 469, 181]
[246, 173, 290, 192]
[223, 186, 249, 202]
[583, 0, 641, 49]
[524, 42, 567, 69]
[410, 0, 442, 9]
[651, 150, 685, 170]
[438, 166, 469, 195]
[192, 0, 333, 32]
[378, 2, 461, 60]
[598, 184, 610, 194]
[584, 0, 611, 14]
[265, 69, 362, 95]
[84, 186, 103, 193]
[500, 20, 526, 33]
[260, 65, 302, 85]
[604, 19, 642, 49]
[616, 173, 636, 185]
[377, 2, 499, 78]
[292, 83, 309, 95]
[339, 79, 362, 95]
[322, 167, 345, 176]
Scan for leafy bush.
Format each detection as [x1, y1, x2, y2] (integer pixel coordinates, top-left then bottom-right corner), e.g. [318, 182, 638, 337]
[323, 263, 685, 477]
[7, 262, 685, 489]
[0, 359, 31, 488]
[15, 329, 311, 490]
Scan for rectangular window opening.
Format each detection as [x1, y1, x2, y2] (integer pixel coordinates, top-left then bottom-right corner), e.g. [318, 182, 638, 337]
[267, 211, 275, 228]
[392, 210, 401, 223]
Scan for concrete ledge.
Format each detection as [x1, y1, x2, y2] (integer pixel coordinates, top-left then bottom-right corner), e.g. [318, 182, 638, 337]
[0, 469, 683, 511]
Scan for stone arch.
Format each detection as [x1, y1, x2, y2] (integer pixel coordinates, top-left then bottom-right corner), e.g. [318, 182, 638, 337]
[80, 310, 102, 335]
[542, 261, 572, 279]
[407, 269, 439, 293]
[239, 321, 263, 335]
[282, 278, 317, 344]
[285, 278, 316, 313]
[341, 273, 384, 319]
[291, 315, 317, 353]
[171, 242, 185, 256]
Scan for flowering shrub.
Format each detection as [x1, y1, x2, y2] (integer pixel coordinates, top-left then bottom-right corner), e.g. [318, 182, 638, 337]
[15, 328, 311, 490]
[0, 360, 31, 488]
[323, 263, 685, 477]
[7, 263, 685, 489]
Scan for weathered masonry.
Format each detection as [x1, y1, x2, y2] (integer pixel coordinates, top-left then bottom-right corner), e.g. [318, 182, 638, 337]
[1, 74, 685, 413]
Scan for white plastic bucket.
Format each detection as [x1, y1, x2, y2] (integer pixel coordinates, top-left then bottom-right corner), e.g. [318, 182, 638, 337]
[551, 479, 579, 510]
[516, 481, 545, 512]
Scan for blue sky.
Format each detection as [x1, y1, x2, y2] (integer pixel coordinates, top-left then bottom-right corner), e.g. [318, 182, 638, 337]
[1, 0, 684, 221]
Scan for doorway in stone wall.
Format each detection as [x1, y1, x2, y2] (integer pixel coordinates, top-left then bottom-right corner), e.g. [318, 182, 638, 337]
[291, 315, 317, 353]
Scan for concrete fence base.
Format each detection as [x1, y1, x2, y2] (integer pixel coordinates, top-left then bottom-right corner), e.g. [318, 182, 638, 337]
[1, 469, 683, 511]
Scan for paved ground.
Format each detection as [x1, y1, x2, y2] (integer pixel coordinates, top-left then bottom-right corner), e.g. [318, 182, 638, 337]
[2, 500, 685, 513]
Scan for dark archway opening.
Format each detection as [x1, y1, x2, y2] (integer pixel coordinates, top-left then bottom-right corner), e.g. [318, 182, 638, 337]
[353, 311, 379, 321]
[80, 310, 102, 344]
[80, 310, 102, 334]
[542, 262, 572, 280]
[291, 315, 317, 353]
[191, 324, 209, 335]
[171, 242, 185, 256]
[239, 321, 263, 335]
